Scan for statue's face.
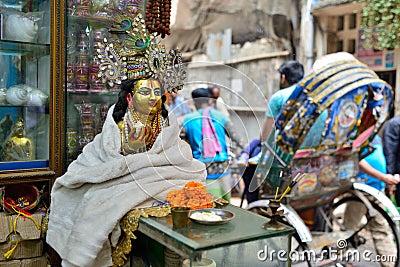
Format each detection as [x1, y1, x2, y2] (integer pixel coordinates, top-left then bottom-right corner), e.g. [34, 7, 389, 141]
[14, 121, 24, 135]
[130, 78, 162, 115]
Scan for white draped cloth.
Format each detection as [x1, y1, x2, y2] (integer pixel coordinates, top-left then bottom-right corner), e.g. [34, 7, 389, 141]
[46, 105, 206, 267]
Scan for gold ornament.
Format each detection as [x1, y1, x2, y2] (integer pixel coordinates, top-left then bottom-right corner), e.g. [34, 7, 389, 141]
[1, 118, 34, 161]
[112, 205, 171, 267]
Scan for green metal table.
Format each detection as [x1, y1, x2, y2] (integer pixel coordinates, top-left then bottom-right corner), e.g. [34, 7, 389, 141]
[137, 205, 294, 267]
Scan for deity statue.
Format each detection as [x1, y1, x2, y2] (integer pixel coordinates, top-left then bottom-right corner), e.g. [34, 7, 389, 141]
[114, 78, 168, 155]
[1, 118, 34, 161]
[47, 3, 205, 267]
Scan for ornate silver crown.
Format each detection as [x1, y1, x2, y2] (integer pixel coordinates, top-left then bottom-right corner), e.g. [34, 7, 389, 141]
[96, 6, 186, 93]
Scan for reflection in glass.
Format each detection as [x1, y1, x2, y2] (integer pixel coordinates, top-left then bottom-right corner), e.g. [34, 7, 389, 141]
[66, 116, 78, 164]
[75, 102, 96, 149]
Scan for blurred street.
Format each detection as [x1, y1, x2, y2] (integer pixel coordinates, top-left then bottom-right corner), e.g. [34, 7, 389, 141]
[230, 192, 390, 267]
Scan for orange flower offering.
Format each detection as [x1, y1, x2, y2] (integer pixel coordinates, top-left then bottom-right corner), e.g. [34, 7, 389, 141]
[166, 181, 213, 210]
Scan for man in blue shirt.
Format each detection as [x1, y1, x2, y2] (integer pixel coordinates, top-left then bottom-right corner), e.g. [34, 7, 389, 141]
[383, 115, 400, 205]
[261, 60, 305, 141]
[182, 87, 244, 201]
[239, 61, 305, 204]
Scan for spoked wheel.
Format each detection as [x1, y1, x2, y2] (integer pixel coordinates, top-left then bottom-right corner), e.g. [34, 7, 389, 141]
[317, 196, 400, 266]
[247, 206, 316, 267]
[291, 233, 316, 267]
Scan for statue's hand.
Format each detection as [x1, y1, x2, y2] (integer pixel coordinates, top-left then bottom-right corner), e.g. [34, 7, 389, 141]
[130, 125, 146, 140]
[127, 124, 158, 151]
[127, 125, 147, 150]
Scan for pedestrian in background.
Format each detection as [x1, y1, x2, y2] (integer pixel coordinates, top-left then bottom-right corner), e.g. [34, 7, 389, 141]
[260, 60, 304, 141]
[209, 86, 230, 118]
[383, 115, 400, 205]
[182, 87, 244, 202]
[237, 60, 304, 205]
[345, 136, 399, 267]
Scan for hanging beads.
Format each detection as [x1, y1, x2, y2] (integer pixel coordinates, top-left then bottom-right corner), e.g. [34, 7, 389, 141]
[145, 0, 171, 38]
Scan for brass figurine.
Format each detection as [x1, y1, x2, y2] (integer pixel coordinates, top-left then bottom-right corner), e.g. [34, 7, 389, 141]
[1, 118, 34, 161]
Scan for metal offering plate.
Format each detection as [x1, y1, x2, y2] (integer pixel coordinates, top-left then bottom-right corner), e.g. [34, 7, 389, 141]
[189, 208, 235, 225]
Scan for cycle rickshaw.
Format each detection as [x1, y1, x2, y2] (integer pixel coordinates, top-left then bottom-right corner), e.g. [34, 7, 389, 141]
[245, 56, 400, 266]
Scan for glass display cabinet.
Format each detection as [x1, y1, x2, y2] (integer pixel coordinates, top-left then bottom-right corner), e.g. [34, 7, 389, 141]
[63, 1, 140, 166]
[0, 0, 64, 183]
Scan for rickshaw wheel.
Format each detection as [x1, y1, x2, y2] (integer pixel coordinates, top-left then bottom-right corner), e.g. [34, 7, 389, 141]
[327, 196, 400, 266]
[247, 206, 316, 267]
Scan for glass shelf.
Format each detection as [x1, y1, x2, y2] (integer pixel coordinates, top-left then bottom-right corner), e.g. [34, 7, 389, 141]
[67, 91, 118, 97]
[0, 104, 47, 108]
[0, 40, 50, 58]
[68, 15, 110, 28]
